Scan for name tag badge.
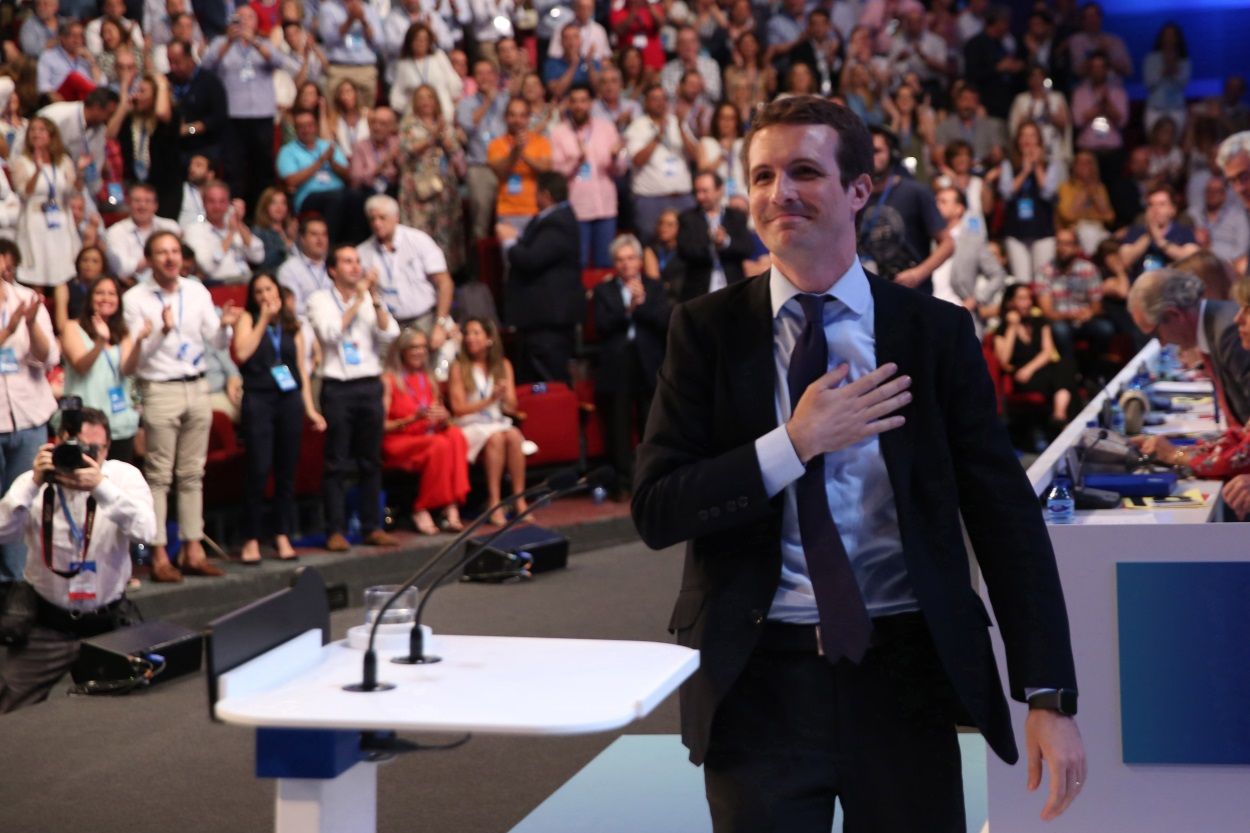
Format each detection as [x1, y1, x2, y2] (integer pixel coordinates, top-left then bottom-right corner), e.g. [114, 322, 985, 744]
[346, 32, 364, 50]
[342, 341, 362, 366]
[506, 174, 523, 195]
[0, 347, 17, 374]
[577, 161, 591, 180]
[107, 385, 127, 414]
[663, 156, 678, 178]
[1017, 197, 1035, 221]
[1143, 254, 1165, 272]
[270, 364, 298, 392]
[67, 561, 98, 603]
[315, 170, 334, 184]
[44, 201, 62, 229]
[84, 162, 98, 182]
[176, 341, 191, 362]
[239, 65, 257, 82]
[373, 176, 389, 194]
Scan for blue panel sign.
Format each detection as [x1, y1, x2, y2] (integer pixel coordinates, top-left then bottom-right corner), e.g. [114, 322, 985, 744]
[1117, 562, 1250, 764]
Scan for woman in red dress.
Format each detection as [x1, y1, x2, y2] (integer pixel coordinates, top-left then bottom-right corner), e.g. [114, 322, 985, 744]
[382, 328, 469, 535]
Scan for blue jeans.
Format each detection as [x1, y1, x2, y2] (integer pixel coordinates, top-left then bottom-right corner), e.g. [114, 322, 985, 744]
[0, 424, 48, 582]
[579, 217, 617, 268]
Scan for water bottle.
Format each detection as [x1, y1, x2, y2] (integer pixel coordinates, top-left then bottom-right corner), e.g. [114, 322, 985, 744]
[1045, 471, 1076, 525]
[1109, 399, 1126, 435]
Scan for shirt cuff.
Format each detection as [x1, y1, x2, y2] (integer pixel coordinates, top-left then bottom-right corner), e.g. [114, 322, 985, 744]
[754, 424, 805, 499]
[16, 476, 43, 507]
[1025, 688, 1057, 700]
[92, 477, 122, 507]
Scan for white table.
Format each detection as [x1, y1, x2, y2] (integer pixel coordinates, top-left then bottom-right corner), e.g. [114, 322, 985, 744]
[214, 630, 699, 833]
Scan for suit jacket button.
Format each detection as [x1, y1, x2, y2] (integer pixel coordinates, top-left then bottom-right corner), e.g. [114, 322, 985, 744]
[709, 507, 720, 519]
[698, 509, 708, 521]
[748, 610, 764, 626]
[738, 496, 749, 507]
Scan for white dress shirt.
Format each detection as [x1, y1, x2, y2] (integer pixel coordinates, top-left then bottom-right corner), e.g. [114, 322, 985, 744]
[277, 251, 332, 316]
[184, 221, 266, 281]
[0, 283, 60, 433]
[753, 260, 917, 622]
[105, 216, 181, 282]
[0, 460, 156, 611]
[307, 284, 400, 380]
[178, 182, 207, 228]
[624, 114, 693, 197]
[122, 277, 230, 381]
[356, 225, 446, 321]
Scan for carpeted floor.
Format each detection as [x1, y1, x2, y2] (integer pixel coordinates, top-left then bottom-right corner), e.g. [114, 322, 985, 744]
[0, 538, 688, 833]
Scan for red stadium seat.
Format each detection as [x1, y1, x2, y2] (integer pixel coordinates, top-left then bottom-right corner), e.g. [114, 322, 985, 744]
[515, 381, 582, 467]
[205, 410, 246, 508]
[209, 285, 248, 310]
[982, 333, 1046, 417]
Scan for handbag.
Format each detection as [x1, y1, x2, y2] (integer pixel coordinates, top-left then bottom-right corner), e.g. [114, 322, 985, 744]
[0, 581, 38, 645]
[412, 166, 444, 201]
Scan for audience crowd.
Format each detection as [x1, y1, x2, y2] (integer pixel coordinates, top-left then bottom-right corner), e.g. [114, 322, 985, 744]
[0, 0, 1245, 621]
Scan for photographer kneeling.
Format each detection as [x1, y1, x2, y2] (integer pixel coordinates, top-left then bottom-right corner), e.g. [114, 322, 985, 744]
[0, 402, 156, 713]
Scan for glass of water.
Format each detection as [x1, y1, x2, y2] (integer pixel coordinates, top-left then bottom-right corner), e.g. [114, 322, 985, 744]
[364, 585, 418, 626]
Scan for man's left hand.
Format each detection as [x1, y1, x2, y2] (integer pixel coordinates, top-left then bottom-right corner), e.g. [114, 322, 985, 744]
[227, 376, 243, 407]
[1222, 474, 1250, 519]
[57, 452, 104, 492]
[1025, 708, 1086, 821]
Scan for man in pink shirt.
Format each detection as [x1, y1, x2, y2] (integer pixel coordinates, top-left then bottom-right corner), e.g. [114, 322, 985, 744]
[550, 83, 626, 268]
[1072, 50, 1129, 186]
[349, 105, 400, 198]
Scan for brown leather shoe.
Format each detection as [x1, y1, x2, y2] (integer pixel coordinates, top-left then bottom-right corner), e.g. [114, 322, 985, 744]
[150, 561, 183, 583]
[364, 530, 399, 546]
[325, 533, 352, 552]
[178, 559, 225, 577]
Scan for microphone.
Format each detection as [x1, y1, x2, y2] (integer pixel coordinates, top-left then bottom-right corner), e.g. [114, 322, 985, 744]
[392, 466, 614, 666]
[343, 466, 578, 693]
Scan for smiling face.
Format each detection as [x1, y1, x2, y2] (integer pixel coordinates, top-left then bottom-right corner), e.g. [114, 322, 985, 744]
[747, 123, 872, 270]
[402, 332, 430, 370]
[462, 320, 491, 359]
[149, 233, 183, 283]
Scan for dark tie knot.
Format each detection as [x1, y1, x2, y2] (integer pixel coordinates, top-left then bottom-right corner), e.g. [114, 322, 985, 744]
[797, 294, 830, 326]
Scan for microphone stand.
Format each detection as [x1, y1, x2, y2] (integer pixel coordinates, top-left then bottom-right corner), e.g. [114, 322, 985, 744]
[343, 467, 578, 693]
[392, 467, 611, 666]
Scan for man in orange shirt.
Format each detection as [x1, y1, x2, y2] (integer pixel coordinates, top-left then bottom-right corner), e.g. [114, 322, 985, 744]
[487, 98, 553, 236]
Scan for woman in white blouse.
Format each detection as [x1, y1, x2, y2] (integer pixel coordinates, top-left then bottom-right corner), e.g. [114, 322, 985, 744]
[389, 23, 462, 121]
[11, 116, 81, 289]
[329, 78, 371, 159]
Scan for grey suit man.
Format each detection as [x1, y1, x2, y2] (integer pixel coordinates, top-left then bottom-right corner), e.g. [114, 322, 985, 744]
[933, 185, 1007, 334]
[1129, 269, 1250, 428]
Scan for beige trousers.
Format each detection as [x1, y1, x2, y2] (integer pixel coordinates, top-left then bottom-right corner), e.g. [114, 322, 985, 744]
[139, 378, 212, 546]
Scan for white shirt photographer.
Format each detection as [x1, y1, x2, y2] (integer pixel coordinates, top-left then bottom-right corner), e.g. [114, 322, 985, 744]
[0, 431, 156, 611]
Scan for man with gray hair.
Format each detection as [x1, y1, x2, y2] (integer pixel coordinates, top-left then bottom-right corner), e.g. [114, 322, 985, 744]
[591, 234, 671, 499]
[1218, 131, 1250, 220]
[356, 195, 454, 338]
[1129, 268, 1250, 427]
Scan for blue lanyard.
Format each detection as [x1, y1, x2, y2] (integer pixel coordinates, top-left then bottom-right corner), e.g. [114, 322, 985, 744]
[101, 343, 120, 381]
[267, 325, 283, 359]
[375, 242, 396, 289]
[77, 107, 91, 159]
[863, 175, 898, 237]
[40, 164, 57, 202]
[56, 486, 84, 547]
[656, 247, 673, 271]
[154, 285, 183, 332]
[303, 255, 329, 291]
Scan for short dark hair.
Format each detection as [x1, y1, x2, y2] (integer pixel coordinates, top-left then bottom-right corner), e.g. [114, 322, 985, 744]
[300, 215, 328, 236]
[936, 185, 967, 209]
[743, 95, 873, 188]
[144, 229, 181, 259]
[537, 171, 568, 202]
[84, 87, 120, 110]
[74, 407, 112, 443]
[695, 170, 723, 190]
[1147, 183, 1177, 204]
[567, 82, 594, 99]
[0, 238, 20, 268]
[328, 243, 357, 270]
[128, 181, 156, 199]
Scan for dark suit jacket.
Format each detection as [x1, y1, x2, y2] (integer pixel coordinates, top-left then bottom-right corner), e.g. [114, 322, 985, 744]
[675, 207, 752, 302]
[789, 40, 838, 94]
[631, 272, 1076, 766]
[1203, 299, 1250, 428]
[169, 69, 229, 160]
[591, 275, 672, 394]
[119, 116, 183, 223]
[504, 203, 583, 330]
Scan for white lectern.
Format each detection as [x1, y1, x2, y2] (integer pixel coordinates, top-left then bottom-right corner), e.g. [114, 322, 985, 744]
[206, 570, 699, 833]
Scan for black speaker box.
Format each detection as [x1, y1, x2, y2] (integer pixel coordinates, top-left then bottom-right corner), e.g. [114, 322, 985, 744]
[71, 619, 203, 688]
[463, 525, 569, 581]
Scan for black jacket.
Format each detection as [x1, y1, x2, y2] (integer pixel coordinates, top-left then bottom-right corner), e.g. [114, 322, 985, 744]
[632, 272, 1076, 766]
[168, 68, 228, 159]
[591, 275, 671, 394]
[675, 206, 752, 301]
[504, 203, 583, 330]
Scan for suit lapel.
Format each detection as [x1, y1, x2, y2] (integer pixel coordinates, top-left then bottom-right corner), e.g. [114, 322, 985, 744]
[870, 277, 915, 515]
[728, 275, 779, 440]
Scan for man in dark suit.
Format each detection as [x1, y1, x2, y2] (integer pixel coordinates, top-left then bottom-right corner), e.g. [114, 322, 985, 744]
[676, 172, 752, 301]
[497, 172, 583, 384]
[787, 9, 840, 97]
[166, 40, 228, 167]
[632, 96, 1085, 832]
[592, 234, 671, 500]
[1128, 268, 1250, 428]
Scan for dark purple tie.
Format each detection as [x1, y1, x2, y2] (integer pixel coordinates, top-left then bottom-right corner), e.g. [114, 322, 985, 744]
[786, 294, 873, 664]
